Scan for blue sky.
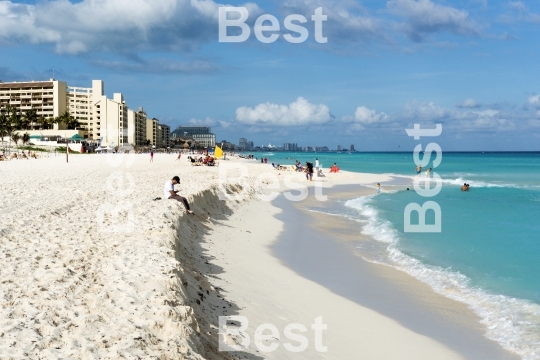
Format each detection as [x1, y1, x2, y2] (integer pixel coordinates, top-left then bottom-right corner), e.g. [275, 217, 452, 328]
[1, 0, 540, 150]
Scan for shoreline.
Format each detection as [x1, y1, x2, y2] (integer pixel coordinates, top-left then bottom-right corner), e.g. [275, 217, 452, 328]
[200, 166, 517, 359]
[203, 193, 463, 359]
[269, 183, 520, 359]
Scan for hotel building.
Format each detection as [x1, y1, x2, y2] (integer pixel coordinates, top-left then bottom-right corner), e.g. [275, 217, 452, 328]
[0, 80, 67, 128]
[0, 79, 170, 148]
[158, 123, 171, 148]
[146, 118, 158, 146]
[171, 126, 216, 148]
[127, 107, 148, 146]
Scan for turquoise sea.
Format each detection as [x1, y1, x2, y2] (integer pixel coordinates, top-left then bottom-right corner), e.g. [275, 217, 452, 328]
[256, 151, 540, 359]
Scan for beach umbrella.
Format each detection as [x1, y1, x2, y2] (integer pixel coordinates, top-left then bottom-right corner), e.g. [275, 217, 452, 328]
[214, 145, 224, 159]
[70, 134, 84, 141]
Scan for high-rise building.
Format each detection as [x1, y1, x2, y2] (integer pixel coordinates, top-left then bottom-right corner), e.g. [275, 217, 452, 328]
[67, 80, 131, 147]
[127, 107, 147, 146]
[171, 126, 216, 148]
[337, 145, 342, 151]
[284, 143, 298, 151]
[172, 126, 212, 136]
[219, 140, 235, 151]
[193, 134, 216, 148]
[350, 144, 355, 151]
[92, 82, 128, 147]
[158, 123, 171, 148]
[146, 118, 159, 146]
[1, 78, 156, 149]
[67, 84, 93, 137]
[0, 80, 67, 128]
[315, 146, 329, 152]
[239, 138, 247, 151]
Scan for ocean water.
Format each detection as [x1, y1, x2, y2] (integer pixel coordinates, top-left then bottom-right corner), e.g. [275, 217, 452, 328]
[258, 152, 540, 359]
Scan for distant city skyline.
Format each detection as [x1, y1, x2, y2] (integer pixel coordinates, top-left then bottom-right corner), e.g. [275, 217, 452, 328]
[1, 1, 540, 150]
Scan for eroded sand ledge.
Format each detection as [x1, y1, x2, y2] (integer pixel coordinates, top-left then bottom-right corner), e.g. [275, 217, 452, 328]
[0, 154, 262, 359]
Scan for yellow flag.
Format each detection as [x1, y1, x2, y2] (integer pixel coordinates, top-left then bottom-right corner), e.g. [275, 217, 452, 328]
[214, 145, 224, 159]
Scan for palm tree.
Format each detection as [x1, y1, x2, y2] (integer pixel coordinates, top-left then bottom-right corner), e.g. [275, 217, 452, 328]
[0, 111, 9, 153]
[58, 110, 80, 130]
[6, 124, 15, 155]
[3, 104, 16, 117]
[22, 132, 30, 147]
[11, 133, 20, 152]
[7, 106, 23, 130]
[24, 110, 38, 130]
[46, 116, 57, 130]
[37, 115, 48, 130]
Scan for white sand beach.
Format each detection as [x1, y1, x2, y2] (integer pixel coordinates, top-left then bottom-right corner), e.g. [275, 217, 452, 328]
[0, 154, 517, 359]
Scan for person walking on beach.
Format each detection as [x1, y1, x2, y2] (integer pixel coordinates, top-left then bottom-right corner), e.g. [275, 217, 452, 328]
[416, 165, 422, 175]
[425, 168, 432, 178]
[315, 158, 320, 175]
[377, 183, 381, 193]
[176, 153, 182, 161]
[150, 150, 154, 162]
[305, 161, 314, 181]
[165, 176, 194, 214]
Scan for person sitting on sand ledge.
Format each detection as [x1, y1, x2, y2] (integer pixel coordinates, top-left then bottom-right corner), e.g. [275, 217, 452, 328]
[461, 183, 470, 191]
[330, 163, 340, 173]
[164, 176, 194, 215]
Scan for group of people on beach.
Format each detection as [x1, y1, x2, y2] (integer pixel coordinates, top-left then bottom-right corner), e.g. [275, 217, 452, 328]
[1, 150, 41, 161]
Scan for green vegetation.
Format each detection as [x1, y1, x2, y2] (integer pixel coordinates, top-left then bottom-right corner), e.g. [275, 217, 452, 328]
[18, 146, 49, 152]
[55, 146, 81, 154]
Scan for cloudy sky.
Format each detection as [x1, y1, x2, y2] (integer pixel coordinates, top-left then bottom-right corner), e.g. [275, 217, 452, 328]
[1, 0, 540, 150]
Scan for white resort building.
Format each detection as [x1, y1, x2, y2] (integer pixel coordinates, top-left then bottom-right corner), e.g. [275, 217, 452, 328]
[0, 80, 67, 127]
[0, 78, 170, 149]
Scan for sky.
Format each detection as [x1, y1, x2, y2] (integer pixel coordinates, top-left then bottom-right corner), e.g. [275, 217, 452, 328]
[1, 0, 540, 151]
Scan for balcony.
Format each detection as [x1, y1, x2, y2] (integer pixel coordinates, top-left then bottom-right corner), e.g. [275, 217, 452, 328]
[31, 100, 42, 104]
[10, 100, 21, 105]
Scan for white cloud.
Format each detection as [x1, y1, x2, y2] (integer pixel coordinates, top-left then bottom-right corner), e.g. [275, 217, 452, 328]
[457, 98, 481, 108]
[281, 0, 384, 45]
[387, 0, 480, 41]
[472, 109, 499, 117]
[528, 95, 540, 106]
[0, 0, 261, 54]
[188, 117, 217, 126]
[235, 97, 333, 126]
[509, 1, 527, 13]
[354, 106, 389, 124]
[402, 101, 454, 120]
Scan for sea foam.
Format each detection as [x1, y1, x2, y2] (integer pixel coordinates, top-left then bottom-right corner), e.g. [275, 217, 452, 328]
[344, 195, 540, 360]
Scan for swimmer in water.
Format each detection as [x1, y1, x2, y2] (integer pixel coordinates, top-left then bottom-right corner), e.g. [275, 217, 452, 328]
[461, 183, 470, 191]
